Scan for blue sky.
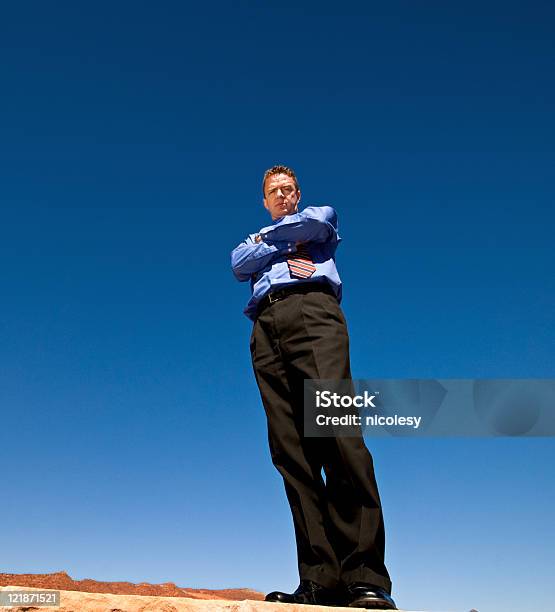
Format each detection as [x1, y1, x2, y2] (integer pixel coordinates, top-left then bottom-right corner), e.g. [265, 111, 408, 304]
[1, 2, 554, 611]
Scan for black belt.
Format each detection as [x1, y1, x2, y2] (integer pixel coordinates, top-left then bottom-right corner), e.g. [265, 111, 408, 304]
[256, 282, 337, 318]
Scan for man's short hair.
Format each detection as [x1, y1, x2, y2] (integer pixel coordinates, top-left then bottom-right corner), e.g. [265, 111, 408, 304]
[262, 165, 300, 196]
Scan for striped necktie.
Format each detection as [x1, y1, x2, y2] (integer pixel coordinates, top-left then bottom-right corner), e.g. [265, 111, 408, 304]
[287, 243, 317, 279]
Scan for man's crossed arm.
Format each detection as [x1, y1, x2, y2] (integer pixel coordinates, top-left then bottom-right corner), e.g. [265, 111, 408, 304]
[231, 236, 294, 282]
[231, 206, 339, 282]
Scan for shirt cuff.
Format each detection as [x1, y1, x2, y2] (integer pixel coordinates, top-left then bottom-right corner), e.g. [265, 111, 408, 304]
[264, 239, 296, 254]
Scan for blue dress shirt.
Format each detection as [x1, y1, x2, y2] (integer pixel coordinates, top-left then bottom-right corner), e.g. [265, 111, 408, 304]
[231, 206, 343, 321]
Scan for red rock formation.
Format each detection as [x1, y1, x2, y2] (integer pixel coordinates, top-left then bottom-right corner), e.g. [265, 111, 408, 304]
[0, 571, 264, 601]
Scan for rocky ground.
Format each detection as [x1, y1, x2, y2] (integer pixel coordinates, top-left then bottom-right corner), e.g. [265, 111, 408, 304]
[0, 572, 412, 612]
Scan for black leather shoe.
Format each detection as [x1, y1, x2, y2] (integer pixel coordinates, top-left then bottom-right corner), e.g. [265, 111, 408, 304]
[265, 580, 342, 605]
[344, 583, 397, 609]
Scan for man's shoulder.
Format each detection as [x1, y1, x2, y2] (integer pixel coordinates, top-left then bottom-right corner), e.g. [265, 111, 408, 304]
[301, 205, 338, 224]
[301, 204, 336, 213]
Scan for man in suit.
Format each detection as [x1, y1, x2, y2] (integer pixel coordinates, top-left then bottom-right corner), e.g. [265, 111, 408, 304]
[231, 165, 396, 609]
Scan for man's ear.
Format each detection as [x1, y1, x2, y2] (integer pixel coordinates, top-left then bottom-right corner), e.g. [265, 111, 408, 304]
[263, 197, 269, 213]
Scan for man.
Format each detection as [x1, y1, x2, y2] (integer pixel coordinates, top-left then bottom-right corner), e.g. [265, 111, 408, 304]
[231, 165, 396, 610]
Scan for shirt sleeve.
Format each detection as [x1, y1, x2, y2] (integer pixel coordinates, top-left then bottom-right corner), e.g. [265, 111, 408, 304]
[230, 234, 296, 282]
[258, 206, 340, 244]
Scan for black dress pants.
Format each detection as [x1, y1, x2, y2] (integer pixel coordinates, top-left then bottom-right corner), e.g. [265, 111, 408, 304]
[250, 288, 392, 593]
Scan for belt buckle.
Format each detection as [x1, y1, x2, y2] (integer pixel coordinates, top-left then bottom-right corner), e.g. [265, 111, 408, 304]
[268, 291, 280, 304]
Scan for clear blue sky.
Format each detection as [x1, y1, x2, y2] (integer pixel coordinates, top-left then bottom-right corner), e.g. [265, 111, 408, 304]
[1, 2, 554, 612]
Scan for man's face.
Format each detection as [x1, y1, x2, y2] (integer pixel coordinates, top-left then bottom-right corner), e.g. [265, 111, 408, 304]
[263, 173, 301, 221]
